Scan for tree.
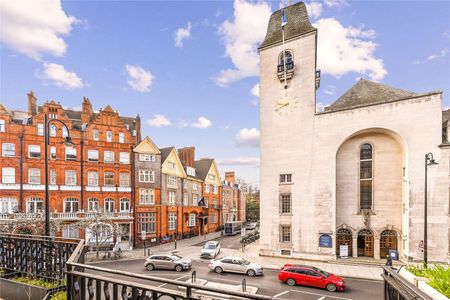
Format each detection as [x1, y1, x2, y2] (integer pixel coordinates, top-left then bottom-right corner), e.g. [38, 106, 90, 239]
[0, 213, 63, 235]
[246, 199, 260, 222]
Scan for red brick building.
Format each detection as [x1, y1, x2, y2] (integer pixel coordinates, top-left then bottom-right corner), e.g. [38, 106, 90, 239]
[0, 92, 140, 245]
[222, 171, 246, 223]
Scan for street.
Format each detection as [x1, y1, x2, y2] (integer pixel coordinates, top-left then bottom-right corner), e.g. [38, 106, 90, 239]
[90, 257, 383, 300]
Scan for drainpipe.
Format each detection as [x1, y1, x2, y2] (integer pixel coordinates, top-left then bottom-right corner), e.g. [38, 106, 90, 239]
[19, 133, 24, 212]
[80, 139, 84, 210]
[159, 161, 163, 243]
[181, 178, 184, 239]
[130, 145, 136, 247]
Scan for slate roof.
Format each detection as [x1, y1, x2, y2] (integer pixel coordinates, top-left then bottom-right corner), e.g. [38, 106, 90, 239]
[260, 1, 316, 49]
[324, 79, 419, 112]
[442, 109, 450, 124]
[194, 159, 214, 181]
[160, 147, 175, 164]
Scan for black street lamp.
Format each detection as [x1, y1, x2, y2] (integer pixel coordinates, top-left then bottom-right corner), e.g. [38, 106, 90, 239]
[424, 152, 438, 266]
[44, 114, 74, 236]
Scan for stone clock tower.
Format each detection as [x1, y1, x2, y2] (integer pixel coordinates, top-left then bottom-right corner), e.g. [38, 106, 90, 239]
[259, 2, 320, 257]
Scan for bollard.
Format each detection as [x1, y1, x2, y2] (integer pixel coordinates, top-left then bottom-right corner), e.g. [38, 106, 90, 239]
[174, 239, 177, 250]
[242, 278, 246, 293]
[191, 270, 197, 283]
[148, 248, 151, 256]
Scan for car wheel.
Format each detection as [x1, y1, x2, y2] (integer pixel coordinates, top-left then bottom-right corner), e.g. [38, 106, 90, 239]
[247, 269, 256, 277]
[214, 266, 223, 274]
[175, 265, 183, 272]
[326, 283, 337, 292]
[146, 264, 154, 271]
[286, 278, 296, 286]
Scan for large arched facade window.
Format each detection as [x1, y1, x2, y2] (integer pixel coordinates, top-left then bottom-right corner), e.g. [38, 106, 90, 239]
[360, 143, 373, 210]
[278, 50, 293, 65]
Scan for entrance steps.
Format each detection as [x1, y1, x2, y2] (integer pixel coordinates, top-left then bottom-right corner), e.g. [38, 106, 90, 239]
[329, 257, 403, 267]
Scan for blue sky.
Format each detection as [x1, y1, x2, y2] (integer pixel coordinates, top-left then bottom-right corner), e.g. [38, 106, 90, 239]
[1, 0, 449, 186]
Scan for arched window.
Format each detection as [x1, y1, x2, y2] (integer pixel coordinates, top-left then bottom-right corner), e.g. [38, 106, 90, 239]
[64, 198, 79, 213]
[88, 198, 99, 212]
[26, 197, 43, 213]
[279, 50, 293, 65]
[50, 124, 57, 137]
[120, 198, 130, 212]
[360, 143, 373, 210]
[0, 197, 18, 213]
[104, 198, 115, 213]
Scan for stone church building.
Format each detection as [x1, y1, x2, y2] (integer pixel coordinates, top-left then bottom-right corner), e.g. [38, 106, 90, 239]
[259, 2, 449, 262]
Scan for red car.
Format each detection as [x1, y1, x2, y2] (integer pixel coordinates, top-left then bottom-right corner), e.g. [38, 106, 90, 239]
[278, 264, 346, 292]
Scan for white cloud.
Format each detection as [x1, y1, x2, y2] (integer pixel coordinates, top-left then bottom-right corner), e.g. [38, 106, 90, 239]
[217, 157, 260, 166]
[324, 0, 348, 8]
[324, 85, 336, 95]
[316, 102, 327, 112]
[0, 0, 78, 60]
[125, 64, 154, 92]
[174, 21, 192, 48]
[314, 18, 387, 81]
[191, 117, 212, 129]
[250, 84, 260, 97]
[414, 49, 448, 65]
[235, 128, 260, 147]
[305, 2, 323, 19]
[40, 63, 83, 89]
[146, 115, 171, 127]
[215, 0, 271, 86]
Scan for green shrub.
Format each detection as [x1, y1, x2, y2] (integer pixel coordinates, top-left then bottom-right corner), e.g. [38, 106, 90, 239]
[11, 276, 62, 289]
[50, 291, 67, 300]
[406, 264, 450, 297]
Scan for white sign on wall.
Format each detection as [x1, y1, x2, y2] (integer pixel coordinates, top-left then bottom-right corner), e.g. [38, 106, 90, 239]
[339, 245, 349, 258]
[141, 231, 146, 240]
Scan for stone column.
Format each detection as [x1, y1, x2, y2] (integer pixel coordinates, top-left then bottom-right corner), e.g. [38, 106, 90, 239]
[374, 237, 380, 259]
[352, 236, 358, 257]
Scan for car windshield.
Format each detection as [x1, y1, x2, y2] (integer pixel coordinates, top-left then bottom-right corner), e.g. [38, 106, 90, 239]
[313, 267, 330, 277]
[204, 243, 216, 249]
[169, 254, 183, 260]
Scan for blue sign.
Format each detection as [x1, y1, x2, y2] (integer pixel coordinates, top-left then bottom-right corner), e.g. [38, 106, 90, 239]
[319, 234, 332, 248]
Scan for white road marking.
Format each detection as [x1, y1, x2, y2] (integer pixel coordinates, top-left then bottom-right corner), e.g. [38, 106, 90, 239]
[158, 274, 189, 287]
[318, 297, 325, 300]
[273, 290, 289, 298]
[289, 290, 353, 300]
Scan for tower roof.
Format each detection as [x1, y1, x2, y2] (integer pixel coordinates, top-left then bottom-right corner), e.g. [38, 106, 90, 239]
[260, 1, 316, 50]
[325, 79, 419, 112]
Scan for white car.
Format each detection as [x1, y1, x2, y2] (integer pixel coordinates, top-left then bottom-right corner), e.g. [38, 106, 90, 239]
[208, 256, 263, 276]
[200, 241, 220, 258]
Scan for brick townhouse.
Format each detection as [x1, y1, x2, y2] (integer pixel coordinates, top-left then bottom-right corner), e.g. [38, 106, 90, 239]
[0, 92, 140, 245]
[222, 171, 246, 223]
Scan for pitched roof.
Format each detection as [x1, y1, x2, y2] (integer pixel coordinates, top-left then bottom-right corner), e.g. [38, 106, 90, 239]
[443, 109, 450, 124]
[160, 147, 175, 163]
[325, 79, 418, 112]
[194, 159, 214, 181]
[260, 2, 316, 49]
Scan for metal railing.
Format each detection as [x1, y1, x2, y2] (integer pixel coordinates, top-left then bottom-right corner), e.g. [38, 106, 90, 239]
[382, 266, 433, 300]
[277, 61, 294, 73]
[0, 233, 79, 280]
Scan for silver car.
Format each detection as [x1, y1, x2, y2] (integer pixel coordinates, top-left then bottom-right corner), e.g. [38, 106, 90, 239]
[200, 241, 221, 258]
[144, 254, 192, 272]
[208, 256, 263, 276]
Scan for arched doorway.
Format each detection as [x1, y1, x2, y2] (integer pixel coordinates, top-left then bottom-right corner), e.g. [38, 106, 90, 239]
[357, 229, 374, 257]
[380, 230, 397, 258]
[336, 228, 353, 257]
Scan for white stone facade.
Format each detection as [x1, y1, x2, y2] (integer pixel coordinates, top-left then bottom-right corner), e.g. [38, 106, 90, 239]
[259, 6, 449, 262]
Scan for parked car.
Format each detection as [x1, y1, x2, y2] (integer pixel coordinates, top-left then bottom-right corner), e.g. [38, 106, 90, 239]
[208, 256, 263, 276]
[278, 264, 345, 292]
[200, 241, 220, 258]
[245, 222, 257, 230]
[144, 254, 192, 272]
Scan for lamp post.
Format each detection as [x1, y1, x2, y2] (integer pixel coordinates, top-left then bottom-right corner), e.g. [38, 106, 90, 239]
[424, 152, 438, 267]
[44, 114, 74, 236]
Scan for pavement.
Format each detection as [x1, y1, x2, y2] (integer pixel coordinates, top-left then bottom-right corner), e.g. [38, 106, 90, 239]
[86, 232, 385, 281]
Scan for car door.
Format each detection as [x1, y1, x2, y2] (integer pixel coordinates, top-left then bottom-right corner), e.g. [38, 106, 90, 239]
[304, 270, 323, 288]
[294, 268, 310, 286]
[220, 258, 233, 272]
[151, 256, 163, 269]
[161, 256, 174, 269]
[232, 259, 246, 274]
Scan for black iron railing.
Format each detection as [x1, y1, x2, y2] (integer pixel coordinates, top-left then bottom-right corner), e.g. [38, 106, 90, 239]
[0, 233, 80, 280]
[382, 266, 433, 300]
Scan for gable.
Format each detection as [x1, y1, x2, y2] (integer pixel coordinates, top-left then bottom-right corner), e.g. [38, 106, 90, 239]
[204, 160, 221, 186]
[161, 148, 187, 178]
[134, 136, 160, 154]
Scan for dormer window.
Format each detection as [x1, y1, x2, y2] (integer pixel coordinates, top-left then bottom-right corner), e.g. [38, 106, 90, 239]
[277, 50, 294, 80]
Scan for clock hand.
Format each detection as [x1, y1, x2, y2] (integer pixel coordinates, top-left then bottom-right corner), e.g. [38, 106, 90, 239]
[275, 102, 289, 111]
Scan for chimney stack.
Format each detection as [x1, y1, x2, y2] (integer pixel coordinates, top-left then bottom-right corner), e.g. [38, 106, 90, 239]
[225, 171, 235, 184]
[178, 147, 195, 168]
[27, 91, 37, 116]
[81, 97, 94, 124]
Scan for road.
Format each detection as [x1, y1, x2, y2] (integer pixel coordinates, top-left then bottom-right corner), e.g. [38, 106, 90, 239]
[89, 258, 383, 300]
